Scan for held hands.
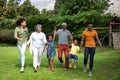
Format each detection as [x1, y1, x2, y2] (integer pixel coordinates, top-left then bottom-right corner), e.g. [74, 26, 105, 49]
[45, 45, 48, 49]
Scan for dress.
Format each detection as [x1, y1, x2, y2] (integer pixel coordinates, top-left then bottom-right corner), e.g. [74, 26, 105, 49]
[47, 40, 56, 59]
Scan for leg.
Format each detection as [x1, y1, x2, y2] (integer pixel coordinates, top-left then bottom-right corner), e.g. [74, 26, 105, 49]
[37, 47, 44, 66]
[32, 46, 38, 68]
[68, 54, 72, 68]
[51, 57, 55, 71]
[84, 47, 89, 67]
[83, 47, 90, 72]
[21, 43, 27, 67]
[64, 45, 69, 69]
[74, 55, 78, 69]
[48, 59, 51, 70]
[58, 45, 63, 64]
[89, 48, 95, 70]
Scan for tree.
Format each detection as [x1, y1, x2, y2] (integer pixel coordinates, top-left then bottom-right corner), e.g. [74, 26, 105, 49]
[19, 0, 40, 17]
[54, 0, 110, 15]
[5, 0, 17, 19]
[54, 0, 112, 38]
[0, 0, 7, 19]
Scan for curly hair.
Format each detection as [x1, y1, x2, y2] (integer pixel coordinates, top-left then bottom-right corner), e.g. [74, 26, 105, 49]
[16, 18, 26, 26]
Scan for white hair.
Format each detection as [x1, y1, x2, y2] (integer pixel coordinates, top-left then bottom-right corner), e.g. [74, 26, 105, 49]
[62, 22, 67, 26]
[35, 24, 42, 31]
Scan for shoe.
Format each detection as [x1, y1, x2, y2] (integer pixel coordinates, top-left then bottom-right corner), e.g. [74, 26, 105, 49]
[83, 67, 87, 73]
[89, 71, 92, 77]
[20, 67, 24, 73]
[74, 65, 77, 69]
[34, 67, 37, 72]
[69, 63, 72, 68]
[64, 68, 68, 71]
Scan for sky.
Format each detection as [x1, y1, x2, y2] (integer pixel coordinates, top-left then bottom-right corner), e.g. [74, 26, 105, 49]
[14, 0, 120, 16]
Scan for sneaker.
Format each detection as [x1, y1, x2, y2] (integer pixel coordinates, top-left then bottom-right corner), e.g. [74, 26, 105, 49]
[20, 67, 24, 73]
[74, 65, 77, 69]
[69, 63, 72, 68]
[64, 68, 68, 71]
[89, 71, 92, 77]
[34, 67, 37, 72]
[83, 67, 87, 73]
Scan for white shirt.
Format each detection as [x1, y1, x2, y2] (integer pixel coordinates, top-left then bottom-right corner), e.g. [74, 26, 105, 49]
[27, 32, 47, 48]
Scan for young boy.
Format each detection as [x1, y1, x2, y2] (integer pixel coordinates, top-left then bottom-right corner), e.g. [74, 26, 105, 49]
[68, 38, 80, 69]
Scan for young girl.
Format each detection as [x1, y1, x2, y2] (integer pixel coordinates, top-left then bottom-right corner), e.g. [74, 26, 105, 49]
[68, 38, 80, 69]
[27, 24, 47, 72]
[46, 31, 56, 71]
[14, 18, 28, 73]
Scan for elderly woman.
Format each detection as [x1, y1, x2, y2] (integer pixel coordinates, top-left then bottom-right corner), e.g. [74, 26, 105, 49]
[27, 24, 47, 72]
[14, 18, 28, 73]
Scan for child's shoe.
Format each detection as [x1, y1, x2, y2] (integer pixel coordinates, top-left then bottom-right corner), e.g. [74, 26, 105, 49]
[74, 63, 77, 69]
[69, 63, 72, 68]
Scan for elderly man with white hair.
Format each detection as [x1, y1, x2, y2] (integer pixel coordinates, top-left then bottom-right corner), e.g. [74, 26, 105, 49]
[27, 24, 47, 72]
[56, 22, 73, 70]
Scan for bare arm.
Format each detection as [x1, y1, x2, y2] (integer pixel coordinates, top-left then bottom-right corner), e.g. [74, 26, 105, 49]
[80, 37, 84, 49]
[53, 30, 56, 40]
[96, 35, 104, 52]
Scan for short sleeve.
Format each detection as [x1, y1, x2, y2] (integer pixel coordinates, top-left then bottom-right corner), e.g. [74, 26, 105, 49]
[68, 30, 72, 37]
[95, 31, 98, 38]
[82, 31, 85, 38]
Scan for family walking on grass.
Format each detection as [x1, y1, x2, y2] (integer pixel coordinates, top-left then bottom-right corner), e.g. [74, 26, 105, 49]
[14, 18, 103, 76]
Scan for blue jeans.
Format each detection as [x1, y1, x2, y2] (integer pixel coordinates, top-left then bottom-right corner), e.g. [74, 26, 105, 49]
[84, 47, 95, 70]
[17, 43, 27, 67]
[68, 54, 78, 63]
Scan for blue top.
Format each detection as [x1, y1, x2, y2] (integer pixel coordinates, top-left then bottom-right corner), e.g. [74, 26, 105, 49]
[47, 40, 56, 58]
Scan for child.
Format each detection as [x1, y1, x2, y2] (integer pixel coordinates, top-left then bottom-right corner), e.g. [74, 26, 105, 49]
[68, 38, 80, 69]
[46, 31, 56, 71]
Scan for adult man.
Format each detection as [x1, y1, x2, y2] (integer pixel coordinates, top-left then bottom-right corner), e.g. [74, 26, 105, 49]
[56, 22, 73, 70]
[80, 22, 103, 76]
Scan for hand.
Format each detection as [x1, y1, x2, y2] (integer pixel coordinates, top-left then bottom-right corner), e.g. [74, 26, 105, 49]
[45, 45, 48, 48]
[18, 38, 22, 41]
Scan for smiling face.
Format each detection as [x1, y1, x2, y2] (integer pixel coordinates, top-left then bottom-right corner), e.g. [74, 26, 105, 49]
[21, 21, 27, 28]
[87, 24, 93, 31]
[73, 39, 78, 45]
[48, 36, 53, 41]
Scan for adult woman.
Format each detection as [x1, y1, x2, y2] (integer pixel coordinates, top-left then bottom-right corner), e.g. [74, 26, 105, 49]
[27, 24, 47, 72]
[14, 18, 28, 72]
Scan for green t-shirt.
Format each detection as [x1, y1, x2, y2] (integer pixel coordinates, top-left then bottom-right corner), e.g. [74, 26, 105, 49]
[14, 27, 28, 44]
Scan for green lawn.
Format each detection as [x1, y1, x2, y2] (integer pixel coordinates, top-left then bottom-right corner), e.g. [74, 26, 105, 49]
[0, 46, 120, 80]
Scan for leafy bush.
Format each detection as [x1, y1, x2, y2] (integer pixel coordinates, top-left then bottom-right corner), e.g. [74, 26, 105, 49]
[0, 19, 16, 29]
[0, 29, 16, 44]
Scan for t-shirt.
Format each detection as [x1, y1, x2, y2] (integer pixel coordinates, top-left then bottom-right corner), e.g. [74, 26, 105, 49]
[56, 29, 72, 44]
[82, 29, 98, 47]
[29, 32, 47, 48]
[14, 27, 28, 44]
[70, 43, 80, 55]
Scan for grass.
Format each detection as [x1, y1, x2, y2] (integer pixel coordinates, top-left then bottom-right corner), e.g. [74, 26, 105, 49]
[0, 46, 120, 80]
